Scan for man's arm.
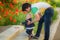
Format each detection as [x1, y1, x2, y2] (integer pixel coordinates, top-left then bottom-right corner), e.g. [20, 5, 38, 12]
[32, 13, 41, 23]
[27, 13, 41, 25]
[33, 14, 40, 22]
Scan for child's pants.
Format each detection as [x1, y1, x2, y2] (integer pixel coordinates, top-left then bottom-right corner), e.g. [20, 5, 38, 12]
[26, 29, 33, 35]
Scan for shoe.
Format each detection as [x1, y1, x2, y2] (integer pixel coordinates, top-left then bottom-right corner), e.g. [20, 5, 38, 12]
[32, 36, 38, 39]
[28, 35, 33, 40]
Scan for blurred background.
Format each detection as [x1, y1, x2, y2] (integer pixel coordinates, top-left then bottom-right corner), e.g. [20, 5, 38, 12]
[0, 1, 60, 40]
[0, 0, 60, 36]
[0, 0, 59, 26]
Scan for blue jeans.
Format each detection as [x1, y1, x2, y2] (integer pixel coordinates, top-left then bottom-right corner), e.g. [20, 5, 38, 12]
[26, 29, 33, 35]
[35, 7, 54, 40]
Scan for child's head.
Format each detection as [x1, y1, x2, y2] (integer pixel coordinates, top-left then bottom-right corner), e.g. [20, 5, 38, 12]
[26, 14, 32, 19]
[22, 3, 31, 12]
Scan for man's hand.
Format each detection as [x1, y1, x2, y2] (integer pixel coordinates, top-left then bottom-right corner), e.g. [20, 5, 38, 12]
[34, 13, 41, 22]
[27, 20, 31, 25]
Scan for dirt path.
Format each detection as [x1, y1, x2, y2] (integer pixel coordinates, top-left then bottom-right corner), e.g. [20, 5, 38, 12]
[0, 25, 11, 33]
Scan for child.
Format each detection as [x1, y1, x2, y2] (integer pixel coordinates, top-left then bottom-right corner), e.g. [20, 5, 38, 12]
[22, 14, 34, 39]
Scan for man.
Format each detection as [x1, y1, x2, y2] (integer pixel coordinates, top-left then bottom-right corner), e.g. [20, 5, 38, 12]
[22, 2, 54, 40]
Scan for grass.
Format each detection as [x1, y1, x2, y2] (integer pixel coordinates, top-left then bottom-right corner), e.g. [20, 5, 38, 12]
[56, 2, 60, 7]
[52, 9, 58, 22]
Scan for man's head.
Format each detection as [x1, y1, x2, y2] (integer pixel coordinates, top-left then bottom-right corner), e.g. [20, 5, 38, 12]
[22, 3, 31, 12]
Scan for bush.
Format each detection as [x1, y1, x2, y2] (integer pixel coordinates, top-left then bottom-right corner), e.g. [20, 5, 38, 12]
[56, 2, 60, 7]
[52, 9, 58, 22]
[0, 0, 58, 26]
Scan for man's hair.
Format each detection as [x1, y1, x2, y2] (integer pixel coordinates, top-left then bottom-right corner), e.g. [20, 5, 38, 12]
[22, 3, 31, 11]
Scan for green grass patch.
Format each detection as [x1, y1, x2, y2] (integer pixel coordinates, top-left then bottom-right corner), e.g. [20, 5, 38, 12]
[52, 9, 58, 22]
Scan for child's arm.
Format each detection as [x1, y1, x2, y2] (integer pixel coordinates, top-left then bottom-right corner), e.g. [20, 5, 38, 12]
[22, 22, 26, 25]
[20, 21, 26, 26]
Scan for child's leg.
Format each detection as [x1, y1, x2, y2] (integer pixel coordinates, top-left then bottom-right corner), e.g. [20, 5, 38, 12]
[26, 29, 33, 35]
[26, 29, 33, 40]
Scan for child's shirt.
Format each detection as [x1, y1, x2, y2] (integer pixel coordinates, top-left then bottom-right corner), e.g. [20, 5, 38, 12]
[22, 18, 34, 29]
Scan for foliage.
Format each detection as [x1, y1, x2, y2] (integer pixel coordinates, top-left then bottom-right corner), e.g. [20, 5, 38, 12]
[0, 0, 58, 26]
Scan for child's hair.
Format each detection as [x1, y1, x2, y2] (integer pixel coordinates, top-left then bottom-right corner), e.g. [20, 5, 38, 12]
[26, 14, 32, 20]
[22, 3, 31, 11]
